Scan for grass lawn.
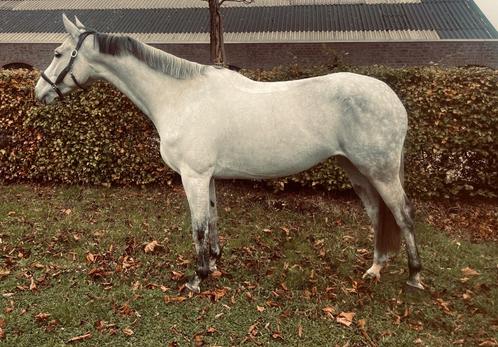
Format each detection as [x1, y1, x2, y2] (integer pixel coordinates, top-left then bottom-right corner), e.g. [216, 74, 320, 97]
[0, 183, 497, 346]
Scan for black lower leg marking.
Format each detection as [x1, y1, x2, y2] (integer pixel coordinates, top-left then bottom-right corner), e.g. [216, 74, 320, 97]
[196, 246, 210, 279]
[408, 250, 422, 275]
[194, 222, 210, 278]
[196, 222, 206, 242]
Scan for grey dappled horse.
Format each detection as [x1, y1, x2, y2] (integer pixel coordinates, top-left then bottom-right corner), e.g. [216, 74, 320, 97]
[35, 15, 423, 292]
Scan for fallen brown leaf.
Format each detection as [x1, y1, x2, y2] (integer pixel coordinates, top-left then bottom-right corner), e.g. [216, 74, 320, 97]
[45, 319, 59, 332]
[206, 327, 217, 334]
[435, 298, 451, 313]
[478, 339, 498, 346]
[322, 306, 335, 318]
[336, 312, 355, 327]
[95, 320, 107, 331]
[0, 327, 4, 339]
[272, 331, 284, 340]
[87, 267, 109, 278]
[86, 252, 96, 263]
[0, 268, 10, 278]
[171, 271, 184, 281]
[35, 312, 51, 322]
[32, 262, 45, 269]
[117, 303, 134, 316]
[245, 291, 253, 301]
[193, 334, 204, 347]
[461, 266, 480, 277]
[280, 227, 290, 236]
[248, 323, 258, 337]
[66, 332, 92, 343]
[164, 295, 187, 304]
[122, 327, 134, 336]
[211, 270, 222, 278]
[357, 319, 377, 347]
[200, 288, 228, 302]
[462, 291, 472, 300]
[176, 255, 191, 265]
[144, 240, 159, 253]
[256, 305, 265, 312]
[29, 277, 37, 291]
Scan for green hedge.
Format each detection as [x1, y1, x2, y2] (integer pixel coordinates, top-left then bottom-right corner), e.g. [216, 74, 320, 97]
[1, 66, 496, 198]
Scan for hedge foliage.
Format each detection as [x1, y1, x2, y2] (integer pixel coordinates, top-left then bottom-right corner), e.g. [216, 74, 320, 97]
[0, 70, 173, 186]
[1, 66, 497, 198]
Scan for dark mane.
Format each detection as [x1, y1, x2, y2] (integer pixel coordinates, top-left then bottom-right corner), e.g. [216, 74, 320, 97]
[94, 33, 207, 79]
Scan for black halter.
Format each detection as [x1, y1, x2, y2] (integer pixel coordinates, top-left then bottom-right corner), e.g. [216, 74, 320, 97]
[41, 31, 95, 100]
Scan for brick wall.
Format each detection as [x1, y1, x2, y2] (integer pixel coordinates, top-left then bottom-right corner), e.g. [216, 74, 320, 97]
[1, 40, 497, 70]
[1, 43, 58, 69]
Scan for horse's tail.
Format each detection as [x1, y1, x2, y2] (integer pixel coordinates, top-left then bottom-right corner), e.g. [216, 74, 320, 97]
[375, 151, 407, 254]
[376, 198, 401, 254]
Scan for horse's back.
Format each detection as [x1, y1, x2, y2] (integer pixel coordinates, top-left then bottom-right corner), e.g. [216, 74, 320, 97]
[217, 69, 408, 150]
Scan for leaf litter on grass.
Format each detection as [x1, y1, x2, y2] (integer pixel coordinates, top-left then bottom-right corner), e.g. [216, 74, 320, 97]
[0, 183, 497, 346]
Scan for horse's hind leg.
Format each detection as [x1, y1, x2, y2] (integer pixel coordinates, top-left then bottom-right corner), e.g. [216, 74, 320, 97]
[208, 177, 221, 271]
[371, 177, 423, 289]
[337, 156, 396, 280]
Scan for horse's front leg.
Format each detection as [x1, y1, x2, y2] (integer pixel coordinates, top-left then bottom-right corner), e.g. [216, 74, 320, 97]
[208, 177, 221, 272]
[181, 172, 212, 293]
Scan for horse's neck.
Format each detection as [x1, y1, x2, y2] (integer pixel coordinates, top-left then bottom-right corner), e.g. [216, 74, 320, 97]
[93, 54, 181, 126]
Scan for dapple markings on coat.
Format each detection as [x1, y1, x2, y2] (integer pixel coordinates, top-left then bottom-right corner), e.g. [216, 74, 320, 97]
[35, 15, 423, 293]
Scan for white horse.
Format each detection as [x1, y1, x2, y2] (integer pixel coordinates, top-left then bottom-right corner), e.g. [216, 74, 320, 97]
[35, 15, 423, 292]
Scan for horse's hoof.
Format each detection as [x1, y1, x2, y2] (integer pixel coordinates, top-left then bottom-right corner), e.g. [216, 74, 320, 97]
[405, 280, 424, 290]
[362, 264, 382, 281]
[362, 271, 380, 281]
[406, 272, 424, 290]
[184, 275, 201, 294]
[185, 281, 201, 294]
[209, 259, 218, 272]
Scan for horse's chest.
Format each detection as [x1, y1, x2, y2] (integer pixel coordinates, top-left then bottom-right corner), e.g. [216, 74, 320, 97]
[159, 138, 181, 174]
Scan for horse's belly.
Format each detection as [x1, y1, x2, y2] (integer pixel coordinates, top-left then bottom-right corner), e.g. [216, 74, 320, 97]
[214, 143, 337, 179]
[212, 104, 342, 179]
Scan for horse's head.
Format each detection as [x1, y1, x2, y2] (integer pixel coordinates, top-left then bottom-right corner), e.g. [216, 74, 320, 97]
[35, 14, 96, 104]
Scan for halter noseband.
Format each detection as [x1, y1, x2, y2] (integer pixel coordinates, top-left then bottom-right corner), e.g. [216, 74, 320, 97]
[41, 31, 95, 100]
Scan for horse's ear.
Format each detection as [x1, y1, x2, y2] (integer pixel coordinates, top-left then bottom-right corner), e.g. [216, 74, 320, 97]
[62, 13, 80, 40]
[74, 16, 86, 30]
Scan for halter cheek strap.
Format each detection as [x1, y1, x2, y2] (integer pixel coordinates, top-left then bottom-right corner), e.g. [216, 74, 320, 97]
[41, 30, 95, 100]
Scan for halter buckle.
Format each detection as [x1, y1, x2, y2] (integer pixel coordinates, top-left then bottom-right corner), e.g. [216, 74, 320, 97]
[71, 50, 78, 58]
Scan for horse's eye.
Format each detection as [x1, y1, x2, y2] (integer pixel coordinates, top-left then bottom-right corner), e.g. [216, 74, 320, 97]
[54, 52, 62, 58]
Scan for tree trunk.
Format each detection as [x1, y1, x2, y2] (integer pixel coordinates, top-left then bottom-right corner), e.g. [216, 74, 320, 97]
[208, 0, 226, 65]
